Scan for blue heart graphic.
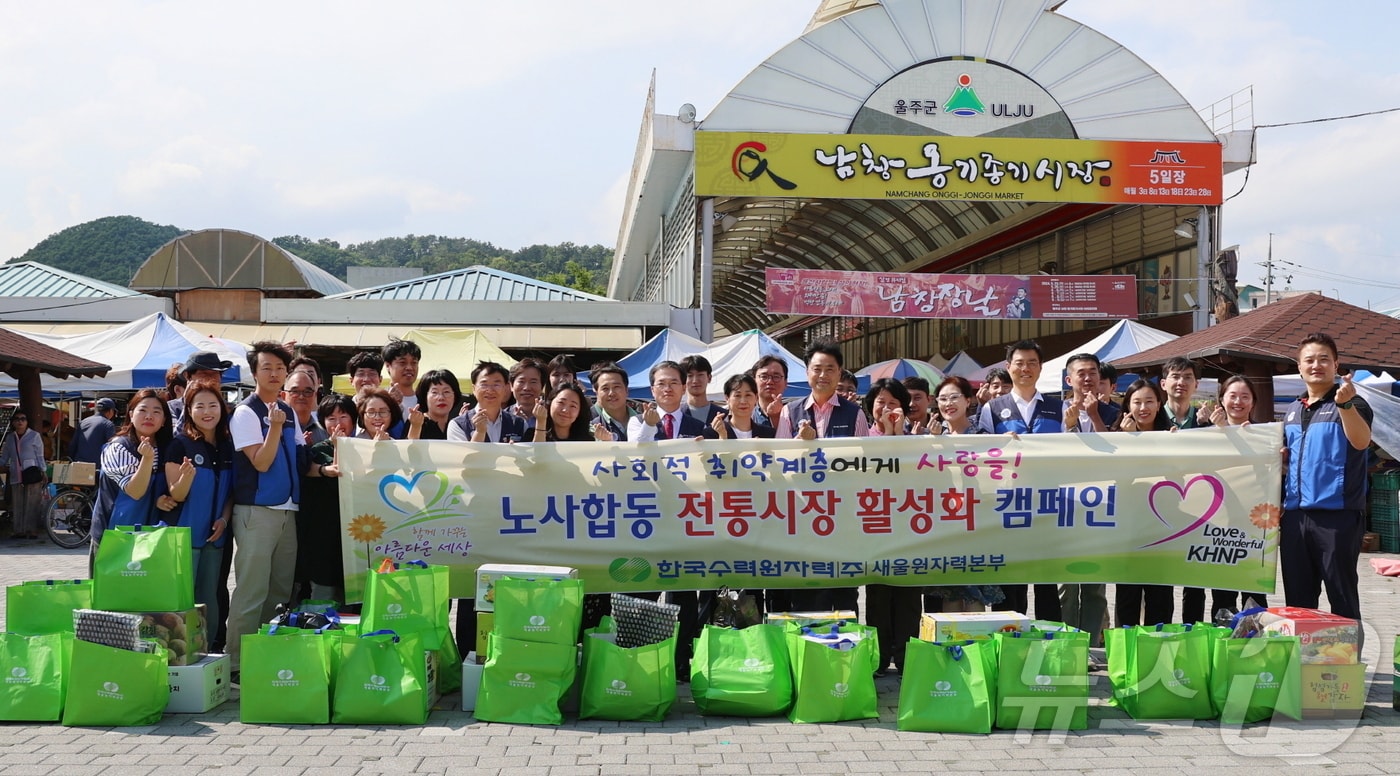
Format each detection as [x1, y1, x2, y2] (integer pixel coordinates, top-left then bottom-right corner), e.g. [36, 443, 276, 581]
[378, 471, 444, 514]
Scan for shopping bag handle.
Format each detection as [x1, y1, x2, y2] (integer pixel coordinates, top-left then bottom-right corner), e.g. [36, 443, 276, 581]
[946, 644, 965, 661]
[405, 560, 428, 569]
[361, 629, 400, 642]
[132, 521, 170, 532]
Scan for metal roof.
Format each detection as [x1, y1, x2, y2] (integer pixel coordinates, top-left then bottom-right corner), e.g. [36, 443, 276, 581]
[131, 229, 353, 296]
[0, 261, 146, 299]
[327, 265, 609, 302]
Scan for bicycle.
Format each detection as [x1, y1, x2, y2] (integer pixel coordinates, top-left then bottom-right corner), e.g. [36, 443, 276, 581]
[46, 464, 96, 549]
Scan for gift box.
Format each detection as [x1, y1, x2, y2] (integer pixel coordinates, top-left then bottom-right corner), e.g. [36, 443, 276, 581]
[474, 612, 494, 663]
[461, 653, 483, 712]
[1300, 663, 1367, 718]
[763, 611, 858, 628]
[166, 654, 229, 713]
[135, 606, 208, 666]
[1256, 607, 1359, 664]
[73, 609, 145, 652]
[475, 564, 576, 612]
[51, 462, 96, 487]
[920, 611, 1030, 642]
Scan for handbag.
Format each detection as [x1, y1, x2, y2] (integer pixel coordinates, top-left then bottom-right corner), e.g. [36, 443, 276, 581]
[5, 579, 92, 635]
[1209, 634, 1303, 724]
[91, 524, 195, 612]
[0, 632, 71, 722]
[994, 629, 1090, 731]
[691, 623, 793, 717]
[21, 465, 44, 485]
[474, 632, 578, 725]
[784, 621, 880, 723]
[240, 625, 336, 724]
[61, 639, 170, 727]
[1105, 623, 1222, 720]
[331, 630, 431, 725]
[897, 639, 998, 733]
[579, 617, 678, 722]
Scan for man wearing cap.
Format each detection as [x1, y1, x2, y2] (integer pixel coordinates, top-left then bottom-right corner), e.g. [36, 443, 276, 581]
[68, 398, 116, 466]
[170, 351, 233, 423]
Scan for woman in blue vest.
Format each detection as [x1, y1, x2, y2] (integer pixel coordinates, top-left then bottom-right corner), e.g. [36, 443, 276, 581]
[165, 378, 234, 631]
[90, 389, 176, 568]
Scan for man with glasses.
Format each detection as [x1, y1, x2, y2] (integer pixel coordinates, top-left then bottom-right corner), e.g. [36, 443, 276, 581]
[448, 361, 525, 443]
[282, 371, 327, 446]
[346, 351, 385, 404]
[750, 355, 790, 430]
[589, 362, 634, 441]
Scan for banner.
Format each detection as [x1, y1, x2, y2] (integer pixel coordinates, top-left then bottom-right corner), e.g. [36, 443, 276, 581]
[766, 268, 1136, 320]
[694, 131, 1223, 206]
[336, 426, 1282, 602]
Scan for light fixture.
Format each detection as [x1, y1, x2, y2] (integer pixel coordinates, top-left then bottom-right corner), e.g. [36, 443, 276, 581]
[713, 213, 739, 233]
[1173, 218, 1198, 240]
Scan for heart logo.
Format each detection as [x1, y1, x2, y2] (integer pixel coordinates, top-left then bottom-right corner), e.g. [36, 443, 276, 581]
[378, 470, 449, 515]
[1142, 475, 1225, 548]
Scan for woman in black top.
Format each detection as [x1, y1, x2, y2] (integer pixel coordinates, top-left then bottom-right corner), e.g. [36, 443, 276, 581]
[407, 369, 464, 440]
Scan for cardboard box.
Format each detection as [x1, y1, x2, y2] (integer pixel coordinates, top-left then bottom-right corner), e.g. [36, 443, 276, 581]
[919, 612, 1030, 642]
[1257, 607, 1359, 664]
[1300, 663, 1367, 718]
[461, 653, 483, 712]
[474, 564, 576, 612]
[167, 653, 230, 713]
[474, 612, 494, 663]
[424, 648, 442, 710]
[135, 605, 208, 666]
[763, 611, 858, 628]
[51, 461, 96, 486]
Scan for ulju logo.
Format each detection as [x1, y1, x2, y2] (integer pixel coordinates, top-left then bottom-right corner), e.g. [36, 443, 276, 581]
[945, 74, 985, 116]
[605, 679, 632, 697]
[273, 669, 299, 687]
[831, 682, 849, 698]
[730, 142, 798, 191]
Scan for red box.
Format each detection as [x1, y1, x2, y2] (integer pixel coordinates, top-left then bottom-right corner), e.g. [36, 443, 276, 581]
[1257, 607, 1359, 664]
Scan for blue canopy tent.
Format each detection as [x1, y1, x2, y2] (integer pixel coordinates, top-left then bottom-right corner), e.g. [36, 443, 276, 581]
[576, 328, 810, 400]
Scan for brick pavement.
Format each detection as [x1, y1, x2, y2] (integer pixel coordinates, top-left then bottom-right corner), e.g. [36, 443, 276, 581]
[1, 540, 1397, 776]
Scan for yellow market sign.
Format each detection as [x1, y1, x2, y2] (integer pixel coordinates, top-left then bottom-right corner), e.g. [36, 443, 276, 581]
[694, 131, 1223, 206]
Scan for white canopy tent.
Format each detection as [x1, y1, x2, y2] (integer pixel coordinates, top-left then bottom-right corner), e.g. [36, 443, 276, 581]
[1038, 320, 1179, 394]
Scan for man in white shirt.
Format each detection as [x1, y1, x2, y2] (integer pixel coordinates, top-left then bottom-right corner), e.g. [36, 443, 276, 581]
[628, 361, 718, 442]
[382, 338, 420, 414]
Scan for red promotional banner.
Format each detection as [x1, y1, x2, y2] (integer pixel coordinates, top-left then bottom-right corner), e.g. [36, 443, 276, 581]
[765, 269, 1138, 320]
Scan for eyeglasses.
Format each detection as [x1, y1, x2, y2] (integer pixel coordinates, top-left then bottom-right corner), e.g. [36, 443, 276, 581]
[363, 409, 391, 417]
[651, 380, 681, 389]
[935, 395, 966, 404]
[755, 373, 785, 381]
[285, 388, 315, 397]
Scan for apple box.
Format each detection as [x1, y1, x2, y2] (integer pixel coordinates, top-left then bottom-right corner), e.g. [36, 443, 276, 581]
[1257, 607, 1359, 664]
[1300, 663, 1367, 718]
[166, 653, 229, 713]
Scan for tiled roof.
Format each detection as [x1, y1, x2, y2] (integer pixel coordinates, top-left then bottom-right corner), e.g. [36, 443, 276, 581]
[0, 261, 145, 298]
[1114, 293, 1400, 372]
[327, 265, 609, 302]
[0, 327, 110, 378]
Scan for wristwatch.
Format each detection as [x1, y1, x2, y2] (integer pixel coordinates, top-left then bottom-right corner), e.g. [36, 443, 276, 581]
[1337, 400, 1355, 410]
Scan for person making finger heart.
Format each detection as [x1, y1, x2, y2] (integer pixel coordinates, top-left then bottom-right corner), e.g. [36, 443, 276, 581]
[627, 361, 719, 441]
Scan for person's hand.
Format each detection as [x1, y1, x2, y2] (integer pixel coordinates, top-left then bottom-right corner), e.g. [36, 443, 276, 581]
[470, 409, 489, 441]
[1336, 373, 1357, 406]
[911, 419, 927, 435]
[763, 396, 784, 423]
[328, 425, 346, 444]
[927, 419, 943, 436]
[1081, 391, 1102, 421]
[408, 405, 424, 429]
[1063, 403, 1078, 429]
[532, 403, 549, 426]
[372, 427, 392, 442]
[1209, 402, 1227, 427]
[138, 436, 156, 459]
[177, 456, 195, 484]
[267, 402, 286, 428]
[884, 408, 905, 435]
[156, 494, 177, 512]
[208, 517, 227, 543]
[1196, 401, 1216, 425]
[302, 430, 314, 445]
[976, 383, 992, 405]
[1120, 414, 1139, 432]
[642, 402, 660, 427]
[321, 462, 340, 478]
[711, 413, 728, 440]
[592, 422, 613, 442]
[389, 384, 405, 404]
[796, 419, 816, 441]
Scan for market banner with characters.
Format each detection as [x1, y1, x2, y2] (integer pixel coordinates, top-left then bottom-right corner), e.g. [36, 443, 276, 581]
[336, 426, 1283, 603]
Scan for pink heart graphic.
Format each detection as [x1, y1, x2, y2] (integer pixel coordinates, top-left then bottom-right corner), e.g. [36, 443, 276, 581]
[1141, 475, 1225, 548]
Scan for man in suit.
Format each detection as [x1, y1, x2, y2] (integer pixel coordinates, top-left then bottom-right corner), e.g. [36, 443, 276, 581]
[627, 361, 719, 441]
[977, 339, 1064, 622]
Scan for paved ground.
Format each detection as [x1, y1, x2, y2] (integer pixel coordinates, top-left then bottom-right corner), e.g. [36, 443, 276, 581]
[1, 539, 1397, 776]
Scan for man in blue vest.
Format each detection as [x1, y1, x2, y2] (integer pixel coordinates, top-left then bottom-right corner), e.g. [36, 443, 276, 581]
[1283, 333, 1372, 622]
[227, 341, 305, 681]
[978, 339, 1064, 622]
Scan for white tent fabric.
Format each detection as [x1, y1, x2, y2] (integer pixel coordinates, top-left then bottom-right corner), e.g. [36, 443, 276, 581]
[942, 351, 983, 378]
[0, 312, 246, 396]
[1038, 320, 1179, 393]
[699, 329, 809, 400]
[1358, 381, 1400, 461]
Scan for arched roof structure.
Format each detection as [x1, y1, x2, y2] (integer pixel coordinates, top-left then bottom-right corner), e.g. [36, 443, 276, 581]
[131, 228, 352, 297]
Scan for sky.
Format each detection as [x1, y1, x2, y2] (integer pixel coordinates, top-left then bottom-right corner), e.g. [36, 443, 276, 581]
[3, 0, 1399, 309]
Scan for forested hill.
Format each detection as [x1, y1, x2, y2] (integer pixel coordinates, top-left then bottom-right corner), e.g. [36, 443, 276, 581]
[9, 217, 613, 294]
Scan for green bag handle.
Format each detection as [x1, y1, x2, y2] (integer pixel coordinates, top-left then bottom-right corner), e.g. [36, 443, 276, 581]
[1008, 631, 1060, 640]
[946, 644, 966, 661]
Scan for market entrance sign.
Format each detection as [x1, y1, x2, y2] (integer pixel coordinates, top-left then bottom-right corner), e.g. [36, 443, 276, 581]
[694, 131, 1223, 206]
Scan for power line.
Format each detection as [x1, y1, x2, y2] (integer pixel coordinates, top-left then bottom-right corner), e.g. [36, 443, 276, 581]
[1256, 106, 1400, 129]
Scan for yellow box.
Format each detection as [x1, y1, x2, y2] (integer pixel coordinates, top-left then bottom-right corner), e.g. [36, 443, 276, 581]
[474, 564, 576, 612]
[474, 612, 494, 663]
[1300, 663, 1367, 718]
[919, 612, 1030, 642]
[763, 611, 858, 628]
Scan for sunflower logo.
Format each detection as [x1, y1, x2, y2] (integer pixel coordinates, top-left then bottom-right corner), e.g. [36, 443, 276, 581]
[1248, 504, 1281, 530]
[347, 514, 387, 543]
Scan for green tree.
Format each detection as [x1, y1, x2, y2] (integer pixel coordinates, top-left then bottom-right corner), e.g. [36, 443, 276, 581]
[11, 215, 184, 285]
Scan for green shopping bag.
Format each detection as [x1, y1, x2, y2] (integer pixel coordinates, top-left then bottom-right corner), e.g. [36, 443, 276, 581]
[897, 639, 998, 733]
[0, 632, 71, 721]
[92, 524, 194, 612]
[240, 625, 335, 724]
[332, 630, 431, 725]
[1105, 623, 1220, 719]
[475, 633, 578, 725]
[61, 639, 169, 727]
[361, 560, 461, 694]
[994, 629, 1090, 731]
[1210, 634, 1303, 724]
[691, 623, 793, 717]
[784, 622, 879, 723]
[493, 576, 584, 646]
[6, 579, 91, 635]
[579, 619, 678, 722]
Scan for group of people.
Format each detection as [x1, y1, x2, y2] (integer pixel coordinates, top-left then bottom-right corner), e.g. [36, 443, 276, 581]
[63, 327, 1370, 682]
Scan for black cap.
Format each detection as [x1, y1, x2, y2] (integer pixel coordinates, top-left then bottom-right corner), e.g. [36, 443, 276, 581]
[184, 351, 233, 374]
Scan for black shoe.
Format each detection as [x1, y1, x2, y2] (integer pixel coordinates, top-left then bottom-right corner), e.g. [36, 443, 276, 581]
[229, 671, 240, 687]
[874, 667, 888, 678]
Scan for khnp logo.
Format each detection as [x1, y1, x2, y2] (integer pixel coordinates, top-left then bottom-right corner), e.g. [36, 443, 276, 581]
[739, 657, 768, 674]
[363, 674, 391, 692]
[6, 666, 29, 685]
[606, 679, 632, 697]
[524, 614, 549, 632]
[98, 681, 123, 699]
[1168, 668, 1191, 688]
[1256, 671, 1279, 689]
[385, 603, 404, 616]
[930, 680, 957, 698]
[831, 682, 849, 698]
[508, 672, 535, 688]
[272, 669, 299, 687]
[1028, 674, 1056, 692]
[121, 560, 146, 577]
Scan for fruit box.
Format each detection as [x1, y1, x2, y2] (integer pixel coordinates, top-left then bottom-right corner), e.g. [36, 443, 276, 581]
[763, 611, 859, 628]
[474, 564, 576, 612]
[167, 653, 229, 713]
[919, 612, 1030, 642]
[136, 605, 207, 666]
[1300, 663, 1367, 718]
[1257, 607, 1359, 664]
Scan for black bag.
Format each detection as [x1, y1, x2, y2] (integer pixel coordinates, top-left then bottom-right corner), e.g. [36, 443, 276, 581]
[20, 466, 44, 485]
[699, 587, 762, 629]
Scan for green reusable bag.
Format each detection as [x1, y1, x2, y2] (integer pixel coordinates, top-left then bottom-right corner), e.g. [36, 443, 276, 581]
[361, 560, 461, 693]
[579, 620, 678, 722]
[492, 576, 584, 646]
[1105, 623, 1219, 719]
[784, 622, 880, 723]
[240, 625, 335, 724]
[0, 632, 71, 721]
[61, 639, 169, 727]
[332, 630, 430, 725]
[6, 579, 91, 635]
[897, 639, 998, 733]
[92, 524, 195, 612]
[474, 633, 578, 725]
[691, 623, 793, 717]
[994, 629, 1090, 731]
[1209, 635, 1303, 724]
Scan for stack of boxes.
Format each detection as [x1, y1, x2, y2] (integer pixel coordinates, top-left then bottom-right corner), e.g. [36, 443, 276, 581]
[1257, 606, 1365, 718]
